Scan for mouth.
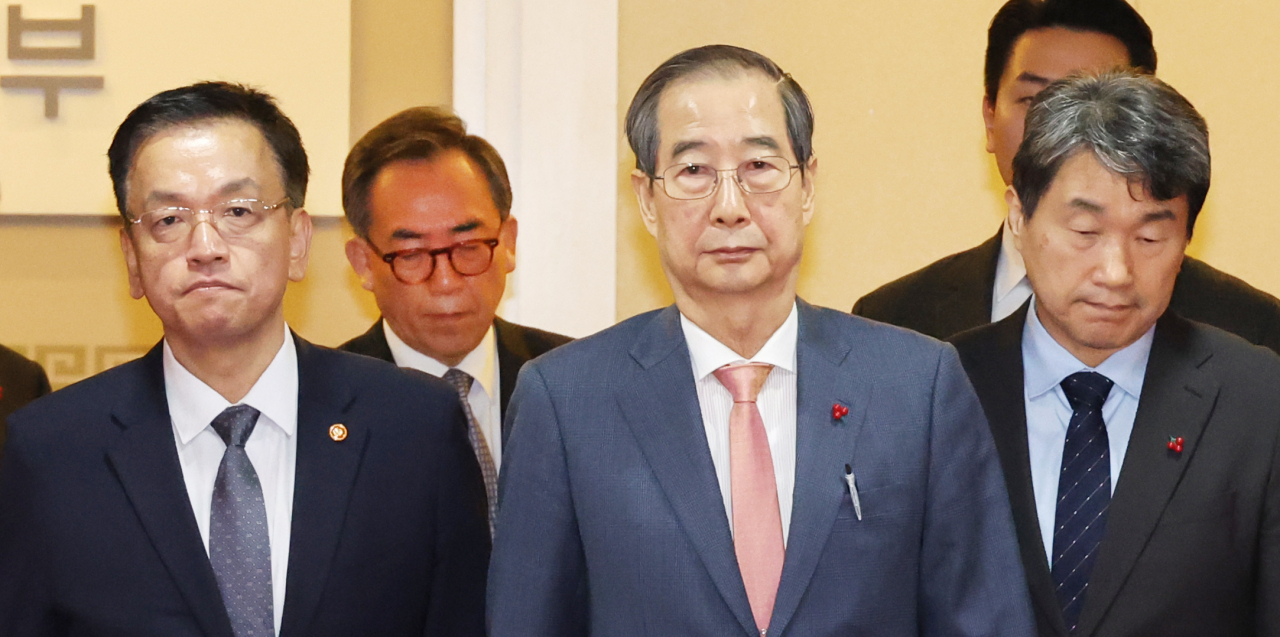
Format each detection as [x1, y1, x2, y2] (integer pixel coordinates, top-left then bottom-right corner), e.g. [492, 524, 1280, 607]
[183, 280, 239, 295]
[706, 246, 760, 261]
[1081, 300, 1137, 316]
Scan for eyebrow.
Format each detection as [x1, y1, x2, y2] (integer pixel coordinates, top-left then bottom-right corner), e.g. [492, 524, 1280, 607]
[144, 178, 260, 207]
[387, 219, 485, 241]
[1014, 72, 1052, 88]
[1068, 198, 1105, 213]
[1068, 198, 1179, 224]
[667, 136, 783, 162]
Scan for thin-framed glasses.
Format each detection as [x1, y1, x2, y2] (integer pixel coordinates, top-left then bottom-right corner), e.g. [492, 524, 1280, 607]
[369, 238, 501, 285]
[653, 156, 800, 200]
[128, 197, 292, 243]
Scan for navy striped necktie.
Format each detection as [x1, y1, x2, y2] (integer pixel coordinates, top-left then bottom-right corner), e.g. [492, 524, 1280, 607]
[1052, 371, 1114, 632]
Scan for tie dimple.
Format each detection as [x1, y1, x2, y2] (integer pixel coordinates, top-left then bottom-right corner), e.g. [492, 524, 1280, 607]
[1052, 371, 1114, 632]
[443, 368, 499, 538]
[712, 362, 782, 635]
[208, 404, 275, 637]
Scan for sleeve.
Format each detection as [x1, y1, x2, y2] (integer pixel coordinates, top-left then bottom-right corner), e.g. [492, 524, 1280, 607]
[423, 396, 491, 637]
[918, 345, 1036, 637]
[1258, 414, 1280, 636]
[0, 419, 57, 637]
[486, 364, 588, 637]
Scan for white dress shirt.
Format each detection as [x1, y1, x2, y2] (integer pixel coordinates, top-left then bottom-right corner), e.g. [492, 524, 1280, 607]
[165, 325, 298, 634]
[1021, 300, 1152, 565]
[680, 304, 799, 545]
[993, 219, 1034, 322]
[384, 321, 503, 470]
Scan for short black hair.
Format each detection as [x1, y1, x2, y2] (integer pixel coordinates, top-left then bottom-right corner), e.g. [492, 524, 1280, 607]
[985, 0, 1156, 103]
[107, 81, 309, 220]
[625, 44, 814, 178]
[343, 106, 511, 239]
[1013, 70, 1210, 237]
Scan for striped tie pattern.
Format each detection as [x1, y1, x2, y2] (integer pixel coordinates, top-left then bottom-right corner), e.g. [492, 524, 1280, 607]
[209, 404, 275, 637]
[1052, 371, 1114, 632]
[443, 368, 499, 537]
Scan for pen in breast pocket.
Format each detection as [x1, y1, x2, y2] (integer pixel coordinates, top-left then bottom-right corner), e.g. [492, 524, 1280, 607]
[844, 464, 862, 521]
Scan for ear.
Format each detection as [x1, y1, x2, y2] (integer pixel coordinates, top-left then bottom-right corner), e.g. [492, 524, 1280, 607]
[344, 235, 376, 291]
[631, 169, 660, 237]
[799, 155, 818, 226]
[983, 95, 997, 154]
[119, 227, 146, 300]
[500, 215, 518, 273]
[287, 208, 313, 283]
[1005, 186, 1026, 252]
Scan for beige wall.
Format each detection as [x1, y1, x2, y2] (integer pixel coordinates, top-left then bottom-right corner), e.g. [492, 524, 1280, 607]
[0, 0, 452, 387]
[616, 0, 1280, 320]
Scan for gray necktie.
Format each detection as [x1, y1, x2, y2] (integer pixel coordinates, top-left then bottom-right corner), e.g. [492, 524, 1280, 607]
[209, 404, 275, 637]
[442, 368, 499, 537]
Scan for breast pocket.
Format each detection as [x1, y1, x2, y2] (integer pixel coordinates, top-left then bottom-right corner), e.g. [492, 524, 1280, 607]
[834, 483, 918, 521]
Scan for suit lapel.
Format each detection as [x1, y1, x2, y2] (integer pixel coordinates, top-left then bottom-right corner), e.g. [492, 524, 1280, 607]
[494, 317, 527, 444]
[279, 338, 369, 637]
[766, 301, 867, 635]
[616, 307, 758, 636]
[957, 304, 1069, 637]
[934, 230, 1001, 337]
[105, 345, 236, 637]
[1074, 314, 1218, 635]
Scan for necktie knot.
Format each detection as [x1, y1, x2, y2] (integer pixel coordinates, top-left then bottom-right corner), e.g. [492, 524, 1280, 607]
[443, 368, 474, 397]
[713, 362, 773, 403]
[1060, 371, 1113, 413]
[211, 404, 261, 448]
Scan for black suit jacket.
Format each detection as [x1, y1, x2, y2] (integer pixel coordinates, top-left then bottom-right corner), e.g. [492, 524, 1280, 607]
[0, 344, 50, 452]
[0, 337, 490, 636]
[853, 228, 1280, 355]
[339, 317, 571, 446]
[950, 305, 1280, 637]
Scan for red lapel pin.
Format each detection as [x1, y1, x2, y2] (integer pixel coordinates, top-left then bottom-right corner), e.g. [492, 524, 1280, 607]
[1167, 436, 1184, 453]
[832, 403, 849, 421]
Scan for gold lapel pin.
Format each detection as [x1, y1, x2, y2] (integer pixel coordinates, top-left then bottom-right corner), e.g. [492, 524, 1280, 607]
[329, 424, 348, 442]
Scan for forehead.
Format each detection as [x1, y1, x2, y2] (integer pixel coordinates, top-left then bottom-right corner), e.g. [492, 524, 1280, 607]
[655, 70, 788, 158]
[1041, 151, 1188, 222]
[1003, 27, 1131, 87]
[367, 151, 501, 230]
[128, 118, 283, 204]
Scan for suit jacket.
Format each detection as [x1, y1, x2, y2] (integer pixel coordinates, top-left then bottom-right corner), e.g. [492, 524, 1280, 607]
[339, 317, 572, 446]
[0, 344, 50, 453]
[487, 300, 1035, 636]
[950, 305, 1280, 637]
[0, 337, 490, 637]
[852, 228, 1280, 355]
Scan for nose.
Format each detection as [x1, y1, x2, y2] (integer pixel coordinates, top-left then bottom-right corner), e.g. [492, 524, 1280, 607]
[709, 172, 751, 229]
[187, 213, 230, 265]
[1095, 237, 1134, 289]
[424, 251, 465, 291]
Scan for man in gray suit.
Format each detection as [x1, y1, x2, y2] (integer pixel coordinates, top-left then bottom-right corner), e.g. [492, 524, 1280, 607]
[487, 45, 1034, 636]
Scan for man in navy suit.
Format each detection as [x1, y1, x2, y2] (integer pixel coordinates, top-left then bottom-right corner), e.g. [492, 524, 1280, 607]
[487, 45, 1034, 636]
[0, 82, 489, 636]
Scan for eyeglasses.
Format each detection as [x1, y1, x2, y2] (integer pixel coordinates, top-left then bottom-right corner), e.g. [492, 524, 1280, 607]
[128, 197, 292, 243]
[653, 156, 800, 200]
[369, 237, 502, 285]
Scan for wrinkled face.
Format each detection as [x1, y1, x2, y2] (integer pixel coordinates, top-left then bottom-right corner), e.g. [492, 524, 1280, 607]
[1011, 151, 1188, 366]
[345, 152, 516, 366]
[120, 119, 311, 349]
[984, 28, 1130, 185]
[631, 72, 816, 307]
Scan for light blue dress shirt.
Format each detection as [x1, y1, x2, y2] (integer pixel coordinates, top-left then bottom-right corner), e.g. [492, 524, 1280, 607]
[1022, 298, 1154, 566]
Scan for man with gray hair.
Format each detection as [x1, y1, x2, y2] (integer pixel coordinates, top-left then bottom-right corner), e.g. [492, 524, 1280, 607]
[950, 70, 1280, 637]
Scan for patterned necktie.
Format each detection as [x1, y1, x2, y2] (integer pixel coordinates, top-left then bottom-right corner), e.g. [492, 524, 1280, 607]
[209, 404, 275, 637]
[443, 368, 499, 538]
[713, 362, 783, 635]
[1052, 371, 1114, 632]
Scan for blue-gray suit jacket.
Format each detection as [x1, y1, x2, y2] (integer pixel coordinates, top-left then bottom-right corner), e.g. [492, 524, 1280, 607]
[487, 300, 1035, 636]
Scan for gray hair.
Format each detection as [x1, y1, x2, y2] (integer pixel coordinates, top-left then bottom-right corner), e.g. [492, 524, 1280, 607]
[624, 44, 814, 178]
[1012, 69, 1210, 237]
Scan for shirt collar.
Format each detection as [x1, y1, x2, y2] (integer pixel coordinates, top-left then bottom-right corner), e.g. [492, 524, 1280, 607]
[164, 324, 299, 445]
[1022, 297, 1153, 401]
[994, 219, 1028, 304]
[383, 320, 498, 396]
[679, 302, 798, 381]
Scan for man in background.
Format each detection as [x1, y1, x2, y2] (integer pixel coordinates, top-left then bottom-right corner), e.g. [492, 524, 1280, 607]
[853, 0, 1280, 351]
[0, 344, 49, 451]
[0, 82, 488, 636]
[340, 107, 570, 533]
[952, 71, 1280, 636]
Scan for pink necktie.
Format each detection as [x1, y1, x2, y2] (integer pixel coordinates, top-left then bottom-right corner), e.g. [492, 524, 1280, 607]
[713, 362, 784, 634]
